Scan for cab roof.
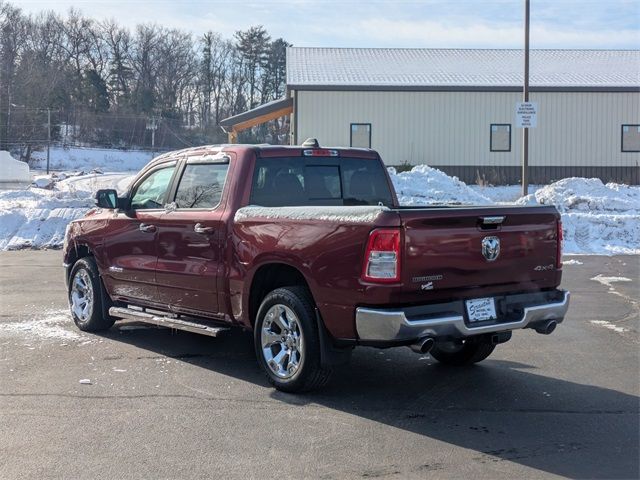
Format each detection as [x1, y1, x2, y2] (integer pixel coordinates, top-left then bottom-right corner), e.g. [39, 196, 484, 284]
[147, 143, 379, 168]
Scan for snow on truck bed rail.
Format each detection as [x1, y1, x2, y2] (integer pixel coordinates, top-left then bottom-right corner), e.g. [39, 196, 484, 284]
[235, 205, 389, 223]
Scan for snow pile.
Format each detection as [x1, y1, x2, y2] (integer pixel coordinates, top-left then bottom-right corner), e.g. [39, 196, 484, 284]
[532, 177, 640, 213]
[33, 175, 55, 189]
[524, 178, 640, 255]
[0, 150, 30, 185]
[470, 184, 541, 203]
[30, 146, 155, 172]
[235, 205, 389, 223]
[389, 165, 492, 205]
[0, 172, 133, 250]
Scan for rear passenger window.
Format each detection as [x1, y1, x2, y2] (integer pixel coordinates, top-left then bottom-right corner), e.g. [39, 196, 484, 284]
[174, 163, 228, 209]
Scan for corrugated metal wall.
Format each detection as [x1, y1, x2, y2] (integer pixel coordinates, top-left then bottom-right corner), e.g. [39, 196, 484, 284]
[294, 90, 640, 184]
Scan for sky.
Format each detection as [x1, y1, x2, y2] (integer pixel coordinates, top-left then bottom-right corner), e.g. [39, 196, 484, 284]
[17, 0, 640, 49]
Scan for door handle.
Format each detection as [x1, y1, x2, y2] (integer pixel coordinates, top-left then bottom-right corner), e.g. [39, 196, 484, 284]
[139, 223, 156, 233]
[194, 223, 214, 234]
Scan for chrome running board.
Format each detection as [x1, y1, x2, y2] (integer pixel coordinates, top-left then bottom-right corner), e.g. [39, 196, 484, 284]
[109, 306, 229, 337]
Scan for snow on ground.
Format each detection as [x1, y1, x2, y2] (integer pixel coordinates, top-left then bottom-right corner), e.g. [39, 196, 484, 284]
[30, 146, 156, 172]
[0, 309, 89, 343]
[517, 178, 640, 255]
[0, 171, 133, 250]
[563, 259, 584, 265]
[589, 320, 628, 334]
[590, 274, 633, 289]
[470, 184, 544, 204]
[390, 165, 492, 205]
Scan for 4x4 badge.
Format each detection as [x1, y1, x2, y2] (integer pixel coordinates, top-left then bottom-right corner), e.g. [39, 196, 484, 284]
[481, 236, 500, 262]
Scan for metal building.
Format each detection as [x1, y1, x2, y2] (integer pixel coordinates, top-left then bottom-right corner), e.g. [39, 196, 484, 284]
[222, 48, 640, 184]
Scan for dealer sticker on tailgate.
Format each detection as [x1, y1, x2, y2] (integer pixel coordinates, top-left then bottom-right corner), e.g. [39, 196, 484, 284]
[466, 297, 497, 322]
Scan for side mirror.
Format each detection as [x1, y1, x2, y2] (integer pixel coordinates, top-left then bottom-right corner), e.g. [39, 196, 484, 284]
[95, 189, 119, 209]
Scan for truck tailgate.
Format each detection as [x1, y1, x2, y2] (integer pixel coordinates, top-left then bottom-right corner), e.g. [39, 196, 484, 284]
[398, 206, 561, 295]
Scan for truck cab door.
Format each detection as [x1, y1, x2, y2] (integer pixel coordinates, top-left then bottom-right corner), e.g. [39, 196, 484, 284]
[102, 162, 178, 307]
[154, 158, 230, 318]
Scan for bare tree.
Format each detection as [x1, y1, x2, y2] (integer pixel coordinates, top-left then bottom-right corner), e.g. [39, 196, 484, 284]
[0, 2, 292, 152]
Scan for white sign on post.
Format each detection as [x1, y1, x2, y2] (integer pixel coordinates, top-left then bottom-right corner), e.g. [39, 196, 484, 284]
[515, 101, 538, 128]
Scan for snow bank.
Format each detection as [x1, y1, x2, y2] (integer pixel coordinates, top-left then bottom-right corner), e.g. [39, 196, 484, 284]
[0, 188, 93, 250]
[235, 205, 389, 223]
[30, 146, 156, 172]
[521, 178, 640, 255]
[0, 172, 133, 250]
[533, 177, 640, 213]
[389, 165, 492, 205]
[0, 150, 30, 184]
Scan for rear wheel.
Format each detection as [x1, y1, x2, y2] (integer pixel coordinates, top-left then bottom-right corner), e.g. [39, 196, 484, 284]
[430, 338, 496, 366]
[68, 257, 115, 332]
[254, 286, 332, 393]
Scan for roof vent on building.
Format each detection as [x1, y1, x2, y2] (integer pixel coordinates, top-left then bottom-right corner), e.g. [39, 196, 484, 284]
[302, 138, 319, 148]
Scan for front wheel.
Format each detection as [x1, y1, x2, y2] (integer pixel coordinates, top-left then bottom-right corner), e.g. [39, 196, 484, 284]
[254, 286, 332, 393]
[68, 257, 115, 332]
[430, 338, 496, 366]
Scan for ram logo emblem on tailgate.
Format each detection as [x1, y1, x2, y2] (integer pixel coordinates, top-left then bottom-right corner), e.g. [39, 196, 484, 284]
[481, 236, 500, 262]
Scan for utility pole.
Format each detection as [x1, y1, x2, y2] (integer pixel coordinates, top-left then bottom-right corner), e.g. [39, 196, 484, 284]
[46, 108, 51, 174]
[146, 117, 158, 152]
[522, 0, 530, 197]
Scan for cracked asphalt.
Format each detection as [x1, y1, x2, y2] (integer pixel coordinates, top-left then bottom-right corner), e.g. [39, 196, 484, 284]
[0, 251, 638, 479]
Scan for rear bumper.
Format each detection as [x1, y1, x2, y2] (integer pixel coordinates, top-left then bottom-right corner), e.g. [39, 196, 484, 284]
[355, 289, 569, 343]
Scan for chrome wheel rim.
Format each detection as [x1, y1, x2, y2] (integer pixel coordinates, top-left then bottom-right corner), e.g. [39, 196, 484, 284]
[70, 269, 94, 322]
[261, 304, 304, 379]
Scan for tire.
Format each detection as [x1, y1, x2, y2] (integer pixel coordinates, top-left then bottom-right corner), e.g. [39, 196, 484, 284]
[430, 338, 496, 366]
[254, 286, 332, 393]
[68, 257, 115, 332]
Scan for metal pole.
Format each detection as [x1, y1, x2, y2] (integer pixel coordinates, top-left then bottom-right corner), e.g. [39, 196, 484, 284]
[522, 0, 530, 196]
[46, 108, 51, 174]
[151, 121, 156, 152]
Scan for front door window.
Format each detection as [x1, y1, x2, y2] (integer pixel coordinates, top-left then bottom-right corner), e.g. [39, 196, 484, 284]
[130, 166, 176, 210]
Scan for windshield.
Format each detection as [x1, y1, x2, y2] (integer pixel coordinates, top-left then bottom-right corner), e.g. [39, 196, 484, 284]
[250, 156, 393, 207]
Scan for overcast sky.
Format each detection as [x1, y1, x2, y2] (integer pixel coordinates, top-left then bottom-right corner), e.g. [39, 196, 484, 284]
[17, 0, 640, 49]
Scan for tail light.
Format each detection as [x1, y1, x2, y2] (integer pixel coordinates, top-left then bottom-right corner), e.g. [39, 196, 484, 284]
[362, 228, 401, 283]
[556, 219, 563, 269]
[303, 149, 338, 157]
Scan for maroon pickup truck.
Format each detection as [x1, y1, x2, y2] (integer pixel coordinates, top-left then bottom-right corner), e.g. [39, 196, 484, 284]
[63, 141, 569, 392]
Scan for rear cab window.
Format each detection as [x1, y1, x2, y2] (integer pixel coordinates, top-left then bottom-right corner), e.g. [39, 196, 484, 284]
[250, 157, 393, 207]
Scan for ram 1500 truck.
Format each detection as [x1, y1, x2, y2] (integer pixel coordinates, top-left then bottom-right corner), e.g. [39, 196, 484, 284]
[63, 141, 570, 392]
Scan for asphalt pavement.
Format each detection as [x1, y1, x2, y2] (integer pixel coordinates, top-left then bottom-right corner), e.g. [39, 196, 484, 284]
[0, 251, 638, 479]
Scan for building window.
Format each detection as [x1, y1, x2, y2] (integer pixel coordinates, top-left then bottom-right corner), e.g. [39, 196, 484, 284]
[622, 125, 640, 152]
[490, 124, 511, 152]
[350, 123, 371, 148]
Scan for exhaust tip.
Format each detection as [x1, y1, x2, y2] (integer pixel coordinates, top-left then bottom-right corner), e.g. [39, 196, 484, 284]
[535, 320, 557, 335]
[410, 337, 435, 354]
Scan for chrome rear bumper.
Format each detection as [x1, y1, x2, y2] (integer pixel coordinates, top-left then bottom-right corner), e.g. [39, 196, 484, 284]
[356, 290, 570, 342]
